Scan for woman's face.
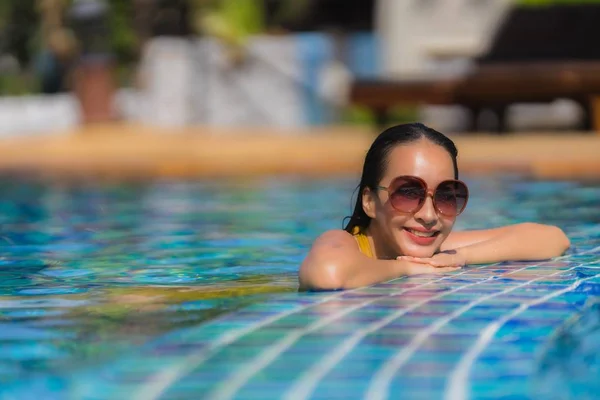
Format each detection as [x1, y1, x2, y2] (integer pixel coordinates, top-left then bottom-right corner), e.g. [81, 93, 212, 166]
[363, 139, 458, 258]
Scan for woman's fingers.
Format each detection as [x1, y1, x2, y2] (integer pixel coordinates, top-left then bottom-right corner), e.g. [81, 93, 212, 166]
[398, 256, 450, 267]
[404, 263, 461, 275]
[397, 256, 431, 264]
[399, 254, 464, 268]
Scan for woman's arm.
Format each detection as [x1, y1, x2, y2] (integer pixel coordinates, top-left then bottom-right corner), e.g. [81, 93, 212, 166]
[439, 222, 570, 264]
[299, 230, 460, 290]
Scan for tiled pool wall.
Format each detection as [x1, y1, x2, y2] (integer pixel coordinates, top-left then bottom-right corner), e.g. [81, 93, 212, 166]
[71, 242, 600, 400]
[1, 177, 599, 400]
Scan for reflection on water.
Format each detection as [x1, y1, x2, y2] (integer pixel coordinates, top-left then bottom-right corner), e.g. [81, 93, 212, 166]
[0, 175, 598, 394]
[534, 298, 600, 400]
[0, 177, 351, 392]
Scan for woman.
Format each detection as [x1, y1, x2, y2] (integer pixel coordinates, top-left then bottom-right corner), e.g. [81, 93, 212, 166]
[299, 123, 570, 290]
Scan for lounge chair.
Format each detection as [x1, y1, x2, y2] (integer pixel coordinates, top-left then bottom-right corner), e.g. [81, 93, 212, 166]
[351, 4, 600, 133]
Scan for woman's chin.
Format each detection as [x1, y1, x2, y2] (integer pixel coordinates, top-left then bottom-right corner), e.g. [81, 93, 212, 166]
[399, 242, 439, 258]
[395, 229, 444, 258]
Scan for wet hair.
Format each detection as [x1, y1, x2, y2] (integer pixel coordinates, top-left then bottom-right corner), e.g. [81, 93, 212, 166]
[343, 123, 459, 233]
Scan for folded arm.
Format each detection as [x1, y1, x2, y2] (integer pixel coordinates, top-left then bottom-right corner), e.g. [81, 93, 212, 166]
[441, 222, 570, 264]
[299, 230, 458, 290]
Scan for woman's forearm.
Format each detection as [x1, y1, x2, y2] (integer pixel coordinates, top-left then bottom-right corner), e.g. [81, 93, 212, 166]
[457, 223, 570, 264]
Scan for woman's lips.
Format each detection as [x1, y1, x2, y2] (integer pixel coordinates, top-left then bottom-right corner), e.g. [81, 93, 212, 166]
[403, 228, 439, 246]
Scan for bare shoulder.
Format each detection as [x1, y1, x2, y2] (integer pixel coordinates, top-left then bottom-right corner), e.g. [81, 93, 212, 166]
[311, 229, 358, 251]
[299, 229, 360, 291]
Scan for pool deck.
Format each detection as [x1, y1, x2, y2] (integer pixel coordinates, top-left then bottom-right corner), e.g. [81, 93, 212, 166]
[1, 123, 600, 180]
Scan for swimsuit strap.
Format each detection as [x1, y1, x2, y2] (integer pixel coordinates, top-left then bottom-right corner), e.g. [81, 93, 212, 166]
[352, 226, 373, 258]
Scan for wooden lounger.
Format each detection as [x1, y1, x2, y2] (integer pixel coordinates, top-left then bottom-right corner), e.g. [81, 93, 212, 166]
[352, 62, 600, 133]
[352, 5, 600, 133]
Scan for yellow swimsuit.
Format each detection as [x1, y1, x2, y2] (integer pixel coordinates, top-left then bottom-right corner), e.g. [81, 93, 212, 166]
[352, 227, 374, 258]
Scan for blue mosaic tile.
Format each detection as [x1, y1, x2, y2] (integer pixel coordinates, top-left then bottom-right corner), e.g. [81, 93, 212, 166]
[1, 179, 598, 400]
[69, 250, 597, 400]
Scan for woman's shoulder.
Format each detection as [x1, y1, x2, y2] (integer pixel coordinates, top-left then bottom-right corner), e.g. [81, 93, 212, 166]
[311, 229, 357, 249]
[299, 229, 361, 291]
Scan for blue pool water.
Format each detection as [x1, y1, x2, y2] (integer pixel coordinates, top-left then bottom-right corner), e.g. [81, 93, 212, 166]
[0, 175, 599, 399]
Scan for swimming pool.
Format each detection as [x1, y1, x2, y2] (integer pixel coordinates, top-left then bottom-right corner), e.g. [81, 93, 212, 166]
[0, 175, 598, 399]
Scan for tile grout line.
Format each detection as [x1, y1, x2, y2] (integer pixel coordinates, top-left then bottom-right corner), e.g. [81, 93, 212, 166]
[364, 245, 600, 400]
[134, 244, 594, 400]
[131, 264, 488, 400]
[283, 259, 570, 400]
[205, 296, 397, 400]
[363, 262, 585, 400]
[283, 278, 492, 400]
[130, 290, 346, 400]
[445, 272, 600, 400]
[204, 264, 498, 400]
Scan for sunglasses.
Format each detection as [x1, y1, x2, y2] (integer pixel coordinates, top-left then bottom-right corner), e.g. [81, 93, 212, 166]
[376, 175, 469, 217]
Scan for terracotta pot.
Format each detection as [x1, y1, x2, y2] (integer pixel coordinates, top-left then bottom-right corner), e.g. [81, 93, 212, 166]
[72, 57, 116, 124]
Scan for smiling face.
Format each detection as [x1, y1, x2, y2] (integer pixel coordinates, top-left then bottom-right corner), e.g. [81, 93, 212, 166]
[362, 139, 458, 258]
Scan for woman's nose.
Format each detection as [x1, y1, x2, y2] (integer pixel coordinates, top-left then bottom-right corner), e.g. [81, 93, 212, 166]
[414, 195, 437, 227]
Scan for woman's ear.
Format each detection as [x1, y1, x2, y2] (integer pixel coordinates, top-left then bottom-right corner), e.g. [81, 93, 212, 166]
[362, 187, 377, 219]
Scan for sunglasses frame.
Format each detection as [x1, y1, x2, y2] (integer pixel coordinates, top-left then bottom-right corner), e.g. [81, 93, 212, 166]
[375, 175, 469, 217]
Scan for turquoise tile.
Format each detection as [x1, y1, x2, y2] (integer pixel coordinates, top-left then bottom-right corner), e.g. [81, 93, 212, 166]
[3, 178, 599, 400]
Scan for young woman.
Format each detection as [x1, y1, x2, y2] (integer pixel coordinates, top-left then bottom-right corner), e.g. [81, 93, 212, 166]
[299, 123, 570, 291]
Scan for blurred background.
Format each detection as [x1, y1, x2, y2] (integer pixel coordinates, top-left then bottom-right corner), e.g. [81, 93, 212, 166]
[0, 0, 599, 137]
[0, 3, 599, 396]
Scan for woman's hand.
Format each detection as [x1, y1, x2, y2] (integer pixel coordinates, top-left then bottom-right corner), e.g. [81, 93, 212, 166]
[396, 250, 464, 275]
[397, 249, 466, 269]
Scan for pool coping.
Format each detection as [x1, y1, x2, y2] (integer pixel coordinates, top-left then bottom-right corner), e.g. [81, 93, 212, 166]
[1, 123, 599, 180]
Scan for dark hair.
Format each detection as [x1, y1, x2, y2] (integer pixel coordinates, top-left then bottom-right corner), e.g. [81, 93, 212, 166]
[343, 123, 459, 233]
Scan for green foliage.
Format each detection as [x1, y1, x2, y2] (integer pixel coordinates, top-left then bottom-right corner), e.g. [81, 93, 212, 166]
[218, 0, 265, 36]
[0, 0, 138, 65]
[0, 1, 10, 28]
[106, 0, 138, 63]
[342, 105, 419, 126]
[0, 0, 38, 67]
[0, 0, 140, 92]
[0, 72, 40, 96]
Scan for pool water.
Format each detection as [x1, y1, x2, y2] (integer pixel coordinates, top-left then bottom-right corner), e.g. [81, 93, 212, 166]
[0, 175, 598, 399]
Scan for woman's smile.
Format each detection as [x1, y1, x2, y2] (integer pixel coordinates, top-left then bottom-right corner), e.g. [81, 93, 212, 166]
[402, 227, 440, 246]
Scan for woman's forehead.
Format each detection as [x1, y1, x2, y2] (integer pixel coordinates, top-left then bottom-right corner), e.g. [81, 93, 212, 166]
[383, 142, 455, 184]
